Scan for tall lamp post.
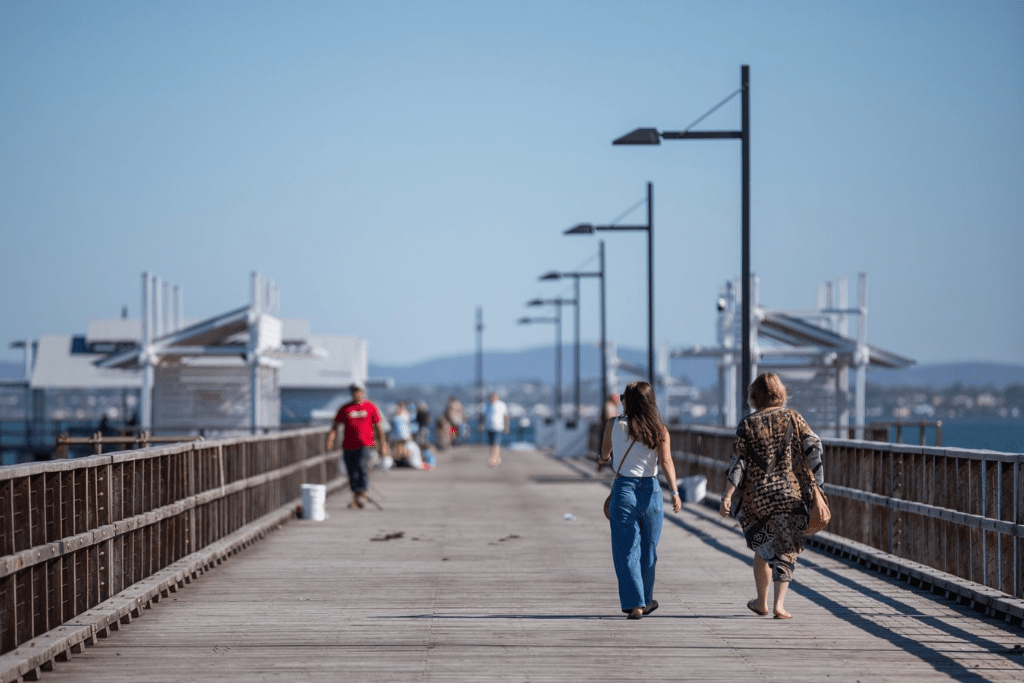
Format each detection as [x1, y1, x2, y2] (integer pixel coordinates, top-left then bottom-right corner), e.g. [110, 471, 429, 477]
[475, 306, 484, 434]
[526, 297, 577, 421]
[517, 314, 561, 421]
[613, 64, 750, 417]
[539, 240, 606, 423]
[566, 182, 654, 389]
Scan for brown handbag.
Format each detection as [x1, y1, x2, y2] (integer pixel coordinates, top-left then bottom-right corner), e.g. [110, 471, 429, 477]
[790, 410, 831, 535]
[804, 479, 832, 535]
[603, 439, 636, 520]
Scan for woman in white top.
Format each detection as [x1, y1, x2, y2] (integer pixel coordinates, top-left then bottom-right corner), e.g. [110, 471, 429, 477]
[598, 381, 681, 619]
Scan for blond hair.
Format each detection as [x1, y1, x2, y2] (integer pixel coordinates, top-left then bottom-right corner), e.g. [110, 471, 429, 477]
[748, 372, 787, 410]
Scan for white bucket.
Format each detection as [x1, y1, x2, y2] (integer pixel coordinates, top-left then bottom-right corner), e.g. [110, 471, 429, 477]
[300, 483, 327, 521]
[679, 475, 707, 503]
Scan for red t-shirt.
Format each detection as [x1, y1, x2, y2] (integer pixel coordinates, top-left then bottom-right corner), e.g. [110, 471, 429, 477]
[334, 400, 383, 450]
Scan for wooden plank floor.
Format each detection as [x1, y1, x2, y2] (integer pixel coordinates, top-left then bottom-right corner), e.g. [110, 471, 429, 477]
[41, 445, 1024, 682]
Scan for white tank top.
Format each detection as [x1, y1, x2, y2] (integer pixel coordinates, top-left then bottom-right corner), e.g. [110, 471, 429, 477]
[610, 417, 660, 477]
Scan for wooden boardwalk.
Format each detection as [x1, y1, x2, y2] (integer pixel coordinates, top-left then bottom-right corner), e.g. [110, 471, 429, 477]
[36, 445, 1024, 682]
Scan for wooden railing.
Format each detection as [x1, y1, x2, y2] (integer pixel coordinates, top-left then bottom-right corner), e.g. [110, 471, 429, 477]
[665, 424, 1024, 600]
[0, 427, 336, 657]
[54, 432, 205, 459]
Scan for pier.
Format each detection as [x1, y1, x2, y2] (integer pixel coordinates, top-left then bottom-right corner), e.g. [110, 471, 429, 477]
[2, 437, 1023, 682]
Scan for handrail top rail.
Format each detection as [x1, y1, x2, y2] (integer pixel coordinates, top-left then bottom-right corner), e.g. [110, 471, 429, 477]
[0, 425, 331, 481]
[668, 423, 1024, 462]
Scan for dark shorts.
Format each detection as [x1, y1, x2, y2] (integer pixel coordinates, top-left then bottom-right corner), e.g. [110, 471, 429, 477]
[487, 429, 503, 446]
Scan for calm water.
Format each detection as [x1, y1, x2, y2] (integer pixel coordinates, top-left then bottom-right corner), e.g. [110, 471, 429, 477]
[890, 419, 1024, 453]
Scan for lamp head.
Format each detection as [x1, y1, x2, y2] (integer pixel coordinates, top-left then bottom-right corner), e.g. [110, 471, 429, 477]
[564, 223, 595, 235]
[526, 298, 544, 307]
[516, 317, 533, 325]
[612, 127, 662, 145]
[539, 271, 561, 281]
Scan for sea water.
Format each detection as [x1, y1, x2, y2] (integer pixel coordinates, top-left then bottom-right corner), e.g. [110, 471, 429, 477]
[3, 419, 1022, 467]
[900, 419, 1024, 453]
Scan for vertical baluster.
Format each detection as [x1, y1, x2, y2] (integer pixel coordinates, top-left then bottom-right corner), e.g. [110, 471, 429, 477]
[1015, 459, 1021, 598]
[1, 478, 15, 652]
[112, 461, 124, 597]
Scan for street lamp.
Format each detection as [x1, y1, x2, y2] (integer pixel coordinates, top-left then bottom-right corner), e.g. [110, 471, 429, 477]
[539, 241, 606, 423]
[526, 297, 576, 421]
[613, 64, 751, 418]
[566, 182, 654, 389]
[475, 306, 484, 435]
[517, 314, 561, 422]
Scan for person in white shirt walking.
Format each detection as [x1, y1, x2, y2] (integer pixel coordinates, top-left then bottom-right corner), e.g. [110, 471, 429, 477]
[484, 392, 510, 467]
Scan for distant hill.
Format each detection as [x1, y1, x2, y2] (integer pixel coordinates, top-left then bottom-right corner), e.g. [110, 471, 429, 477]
[865, 362, 1024, 389]
[373, 348, 1024, 391]
[370, 345, 719, 388]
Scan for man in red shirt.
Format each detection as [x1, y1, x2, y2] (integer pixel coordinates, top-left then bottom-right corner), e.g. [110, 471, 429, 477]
[326, 383, 389, 509]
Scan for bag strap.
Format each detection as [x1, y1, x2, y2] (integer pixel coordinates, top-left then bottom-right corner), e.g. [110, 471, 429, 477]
[764, 414, 793, 476]
[612, 439, 636, 478]
[789, 409, 820, 485]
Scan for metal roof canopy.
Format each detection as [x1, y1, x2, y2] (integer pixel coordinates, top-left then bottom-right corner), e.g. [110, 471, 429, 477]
[96, 305, 252, 370]
[674, 273, 914, 436]
[758, 313, 913, 370]
[95, 273, 324, 433]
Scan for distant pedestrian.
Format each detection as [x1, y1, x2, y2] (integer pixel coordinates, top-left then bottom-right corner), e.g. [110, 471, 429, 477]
[484, 392, 510, 467]
[445, 396, 465, 445]
[718, 372, 824, 620]
[415, 401, 432, 446]
[435, 414, 452, 451]
[598, 381, 681, 619]
[391, 400, 412, 445]
[326, 383, 389, 509]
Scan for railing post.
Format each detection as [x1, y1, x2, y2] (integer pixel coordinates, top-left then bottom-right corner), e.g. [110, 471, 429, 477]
[1015, 458, 1021, 598]
[55, 433, 69, 460]
[981, 457, 988, 589]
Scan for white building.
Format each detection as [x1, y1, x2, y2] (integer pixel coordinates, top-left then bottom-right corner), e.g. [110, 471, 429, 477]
[7, 273, 367, 440]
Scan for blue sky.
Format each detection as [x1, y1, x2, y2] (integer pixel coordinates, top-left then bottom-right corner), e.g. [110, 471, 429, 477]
[1, 0, 1021, 368]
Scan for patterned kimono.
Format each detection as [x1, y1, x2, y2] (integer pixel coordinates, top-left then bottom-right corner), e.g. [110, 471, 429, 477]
[727, 407, 824, 582]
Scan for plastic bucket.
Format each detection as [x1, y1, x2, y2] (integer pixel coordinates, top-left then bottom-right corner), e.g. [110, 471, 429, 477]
[679, 475, 707, 503]
[300, 483, 327, 521]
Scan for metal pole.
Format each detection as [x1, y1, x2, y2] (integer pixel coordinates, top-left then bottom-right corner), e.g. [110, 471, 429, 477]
[573, 278, 581, 423]
[476, 306, 484, 420]
[140, 272, 153, 432]
[646, 181, 655, 388]
[599, 240, 607, 415]
[555, 302, 563, 420]
[740, 64, 751, 415]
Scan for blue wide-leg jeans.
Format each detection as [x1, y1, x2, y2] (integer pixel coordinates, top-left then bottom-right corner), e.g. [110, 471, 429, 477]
[609, 477, 664, 611]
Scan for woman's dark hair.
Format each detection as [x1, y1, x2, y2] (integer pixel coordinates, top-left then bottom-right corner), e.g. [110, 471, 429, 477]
[621, 381, 664, 450]
[748, 372, 787, 410]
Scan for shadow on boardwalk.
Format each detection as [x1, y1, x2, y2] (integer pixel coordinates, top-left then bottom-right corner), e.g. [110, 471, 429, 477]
[41, 445, 1024, 683]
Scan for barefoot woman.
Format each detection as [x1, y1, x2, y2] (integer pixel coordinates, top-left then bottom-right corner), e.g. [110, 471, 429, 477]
[719, 373, 824, 619]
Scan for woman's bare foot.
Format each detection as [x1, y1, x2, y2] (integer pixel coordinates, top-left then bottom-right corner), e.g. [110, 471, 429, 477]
[746, 599, 768, 616]
[626, 608, 643, 620]
[773, 609, 792, 619]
